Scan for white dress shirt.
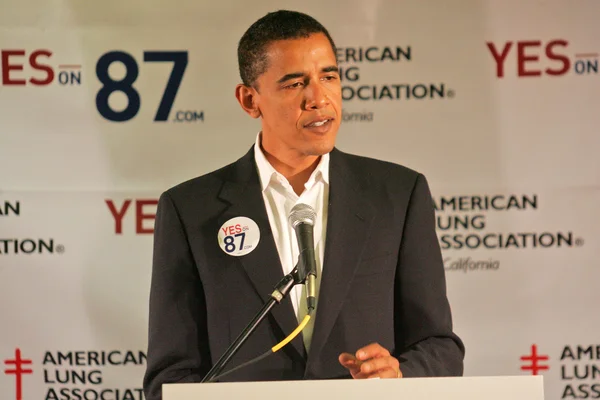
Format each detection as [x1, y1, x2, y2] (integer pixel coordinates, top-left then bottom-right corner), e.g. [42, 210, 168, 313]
[254, 133, 329, 352]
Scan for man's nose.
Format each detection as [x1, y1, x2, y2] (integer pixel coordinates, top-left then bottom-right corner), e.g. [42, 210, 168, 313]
[304, 82, 329, 110]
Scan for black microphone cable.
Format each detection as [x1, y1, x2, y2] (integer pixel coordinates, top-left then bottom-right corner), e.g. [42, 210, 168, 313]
[210, 309, 313, 381]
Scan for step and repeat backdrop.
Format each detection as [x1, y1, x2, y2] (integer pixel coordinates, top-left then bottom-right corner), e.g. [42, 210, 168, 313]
[1, 0, 599, 399]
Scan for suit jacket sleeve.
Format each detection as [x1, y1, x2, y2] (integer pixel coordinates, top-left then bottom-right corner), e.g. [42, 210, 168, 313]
[143, 191, 211, 400]
[393, 173, 465, 376]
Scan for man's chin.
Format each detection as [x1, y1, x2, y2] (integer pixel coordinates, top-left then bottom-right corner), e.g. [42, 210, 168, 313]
[306, 142, 336, 157]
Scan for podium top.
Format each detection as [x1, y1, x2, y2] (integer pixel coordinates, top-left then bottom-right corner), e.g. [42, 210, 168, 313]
[163, 376, 544, 400]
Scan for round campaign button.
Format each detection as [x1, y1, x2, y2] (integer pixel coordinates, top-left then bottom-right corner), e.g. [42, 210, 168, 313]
[217, 217, 260, 256]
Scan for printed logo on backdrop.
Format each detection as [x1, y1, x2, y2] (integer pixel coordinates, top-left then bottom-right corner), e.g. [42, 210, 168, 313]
[486, 40, 599, 78]
[0, 49, 203, 124]
[96, 51, 203, 123]
[519, 344, 600, 399]
[3, 349, 32, 400]
[106, 199, 158, 235]
[3, 348, 146, 400]
[0, 200, 65, 255]
[336, 45, 455, 123]
[434, 194, 585, 273]
[0, 50, 81, 87]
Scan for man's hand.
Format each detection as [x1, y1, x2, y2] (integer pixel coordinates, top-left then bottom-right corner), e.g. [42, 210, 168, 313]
[338, 342, 402, 379]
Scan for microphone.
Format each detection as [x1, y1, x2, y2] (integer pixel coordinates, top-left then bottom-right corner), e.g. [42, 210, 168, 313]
[288, 204, 317, 311]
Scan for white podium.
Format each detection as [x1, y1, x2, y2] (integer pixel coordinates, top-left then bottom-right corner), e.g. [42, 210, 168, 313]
[164, 376, 544, 400]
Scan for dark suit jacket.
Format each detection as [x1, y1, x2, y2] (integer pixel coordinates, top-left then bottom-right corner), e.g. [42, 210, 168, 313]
[143, 147, 465, 400]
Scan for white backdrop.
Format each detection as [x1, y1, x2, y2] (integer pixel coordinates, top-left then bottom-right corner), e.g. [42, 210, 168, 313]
[1, 1, 599, 399]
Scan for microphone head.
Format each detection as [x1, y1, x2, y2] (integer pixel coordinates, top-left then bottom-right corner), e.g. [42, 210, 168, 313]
[288, 204, 316, 228]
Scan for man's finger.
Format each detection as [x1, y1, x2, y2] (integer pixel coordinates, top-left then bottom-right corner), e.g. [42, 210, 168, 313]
[338, 353, 362, 373]
[339, 353, 357, 363]
[360, 356, 399, 375]
[355, 342, 390, 361]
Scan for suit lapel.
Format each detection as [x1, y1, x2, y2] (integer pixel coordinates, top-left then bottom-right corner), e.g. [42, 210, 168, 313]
[306, 149, 375, 370]
[217, 148, 305, 361]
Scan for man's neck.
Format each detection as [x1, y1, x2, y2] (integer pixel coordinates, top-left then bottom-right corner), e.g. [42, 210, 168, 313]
[261, 145, 320, 196]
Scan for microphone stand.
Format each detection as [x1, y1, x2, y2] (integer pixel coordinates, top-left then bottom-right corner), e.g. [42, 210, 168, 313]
[201, 264, 306, 383]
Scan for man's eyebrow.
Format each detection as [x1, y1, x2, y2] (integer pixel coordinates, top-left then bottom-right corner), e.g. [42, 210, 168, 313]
[276, 66, 339, 84]
[277, 72, 305, 84]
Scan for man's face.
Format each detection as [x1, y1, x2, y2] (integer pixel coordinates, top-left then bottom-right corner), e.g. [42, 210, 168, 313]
[252, 33, 342, 158]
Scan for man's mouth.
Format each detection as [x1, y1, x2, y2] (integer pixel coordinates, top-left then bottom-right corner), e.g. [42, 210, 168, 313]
[304, 118, 333, 128]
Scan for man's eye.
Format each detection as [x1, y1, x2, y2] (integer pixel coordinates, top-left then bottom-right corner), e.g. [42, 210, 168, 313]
[323, 75, 337, 81]
[286, 82, 303, 89]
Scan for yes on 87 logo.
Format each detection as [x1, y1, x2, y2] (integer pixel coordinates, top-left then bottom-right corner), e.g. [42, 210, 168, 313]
[96, 50, 203, 123]
[218, 217, 261, 257]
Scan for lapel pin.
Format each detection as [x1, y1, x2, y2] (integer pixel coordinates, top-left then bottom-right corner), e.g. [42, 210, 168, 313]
[218, 217, 261, 256]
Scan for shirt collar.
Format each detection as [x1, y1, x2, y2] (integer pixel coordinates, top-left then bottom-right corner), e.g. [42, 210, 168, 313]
[254, 132, 330, 193]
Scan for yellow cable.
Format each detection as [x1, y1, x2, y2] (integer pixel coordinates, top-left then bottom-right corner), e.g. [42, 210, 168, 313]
[271, 314, 311, 353]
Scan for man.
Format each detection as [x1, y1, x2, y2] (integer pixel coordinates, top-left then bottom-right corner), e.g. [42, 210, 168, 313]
[143, 10, 464, 400]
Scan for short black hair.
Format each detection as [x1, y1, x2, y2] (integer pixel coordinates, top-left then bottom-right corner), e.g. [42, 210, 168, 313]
[238, 10, 337, 87]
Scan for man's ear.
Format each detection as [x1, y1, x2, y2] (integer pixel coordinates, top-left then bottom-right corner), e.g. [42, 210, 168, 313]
[235, 84, 261, 118]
